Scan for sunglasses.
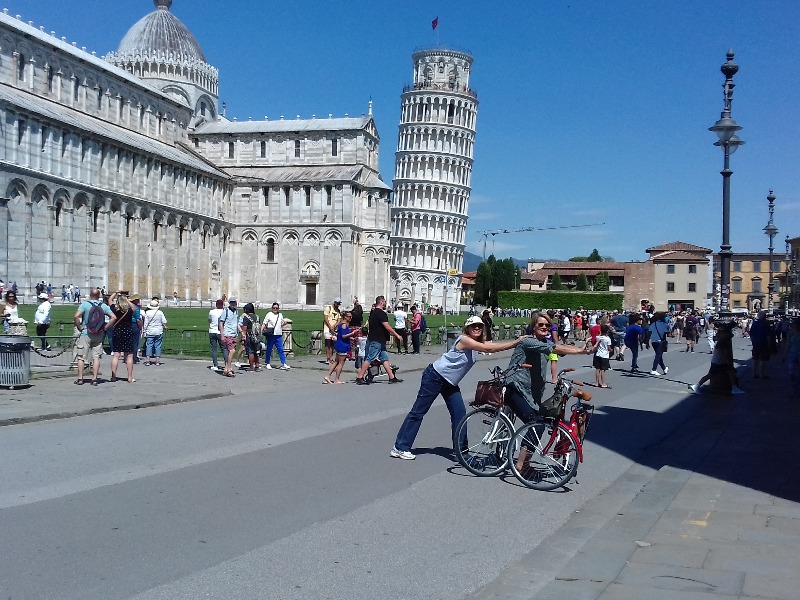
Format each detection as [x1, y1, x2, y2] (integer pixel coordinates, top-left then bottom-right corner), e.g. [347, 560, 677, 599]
[535, 323, 550, 328]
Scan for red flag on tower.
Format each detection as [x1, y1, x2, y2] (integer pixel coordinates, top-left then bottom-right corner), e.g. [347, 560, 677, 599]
[432, 17, 439, 30]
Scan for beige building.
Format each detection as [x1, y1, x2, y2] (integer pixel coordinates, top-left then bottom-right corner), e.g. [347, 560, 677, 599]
[646, 242, 712, 312]
[711, 252, 791, 312]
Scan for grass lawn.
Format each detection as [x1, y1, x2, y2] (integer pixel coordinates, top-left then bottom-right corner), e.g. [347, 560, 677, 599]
[14, 304, 532, 356]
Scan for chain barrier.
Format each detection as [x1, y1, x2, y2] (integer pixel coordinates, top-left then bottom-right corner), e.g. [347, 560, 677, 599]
[30, 336, 78, 359]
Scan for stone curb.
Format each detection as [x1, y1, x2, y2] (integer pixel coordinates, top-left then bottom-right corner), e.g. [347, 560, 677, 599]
[0, 390, 233, 427]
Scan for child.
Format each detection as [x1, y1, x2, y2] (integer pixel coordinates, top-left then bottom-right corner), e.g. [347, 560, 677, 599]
[591, 324, 612, 389]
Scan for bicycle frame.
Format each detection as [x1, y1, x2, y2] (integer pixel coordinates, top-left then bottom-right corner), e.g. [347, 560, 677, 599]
[541, 368, 594, 463]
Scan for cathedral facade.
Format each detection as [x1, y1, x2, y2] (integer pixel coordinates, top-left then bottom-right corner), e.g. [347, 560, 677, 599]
[0, 1, 391, 307]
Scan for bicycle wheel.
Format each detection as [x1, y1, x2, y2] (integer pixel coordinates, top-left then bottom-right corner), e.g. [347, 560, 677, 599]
[455, 407, 515, 477]
[508, 420, 579, 491]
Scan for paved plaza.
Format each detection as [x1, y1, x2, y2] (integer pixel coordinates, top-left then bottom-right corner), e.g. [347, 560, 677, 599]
[1, 336, 798, 599]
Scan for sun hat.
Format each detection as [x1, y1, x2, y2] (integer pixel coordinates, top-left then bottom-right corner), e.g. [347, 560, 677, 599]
[228, 296, 237, 303]
[37, 292, 49, 299]
[130, 294, 140, 302]
[148, 299, 159, 309]
[465, 316, 484, 327]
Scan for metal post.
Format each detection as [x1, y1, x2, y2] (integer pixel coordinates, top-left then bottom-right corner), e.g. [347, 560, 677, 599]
[709, 51, 744, 315]
[764, 191, 778, 312]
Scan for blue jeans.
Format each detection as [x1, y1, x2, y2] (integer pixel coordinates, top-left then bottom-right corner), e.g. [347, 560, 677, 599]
[411, 329, 421, 353]
[265, 334, 287, 365]
[626, 341, 639, 369]
[394, 364, 467, 452]
[146, 334, 163, 358]
[652, 341, 666, 372]
[504, 385, 537, 423]
[209, 333, 221, 367]
[132, 327, 142, 363]
[365, 340, 389, 363]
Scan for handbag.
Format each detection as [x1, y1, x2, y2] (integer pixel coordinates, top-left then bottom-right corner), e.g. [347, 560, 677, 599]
[655, 323, 667, 351]
[538, 391, 562, 419]
[263, 314, 277, 337]
[471, 380, 504, 407]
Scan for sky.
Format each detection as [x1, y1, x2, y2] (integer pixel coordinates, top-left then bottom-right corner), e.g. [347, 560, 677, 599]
[5, 0, 799, 263]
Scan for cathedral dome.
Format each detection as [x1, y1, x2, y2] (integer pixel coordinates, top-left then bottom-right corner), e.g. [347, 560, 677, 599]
[116, 0, 205, 62]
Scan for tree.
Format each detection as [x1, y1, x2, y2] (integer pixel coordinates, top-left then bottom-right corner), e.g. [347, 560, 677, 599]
[576, 273, 589, 291]
[550, 273, 564, 290]
[474, 261, 492, 305]
[587, 249, 602, 262]
[474, 256, 520, 307]
[569, 256, 588, 262]
[594, 271, 610, 291]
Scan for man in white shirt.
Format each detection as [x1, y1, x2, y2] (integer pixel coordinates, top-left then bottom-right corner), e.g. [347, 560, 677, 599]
[393, 305, 409, 354]
[34, 292, 52, 350]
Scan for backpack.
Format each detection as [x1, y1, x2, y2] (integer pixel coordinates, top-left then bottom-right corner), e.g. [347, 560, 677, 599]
[85, 301, 106, 335]
[419, 316, 427, 333]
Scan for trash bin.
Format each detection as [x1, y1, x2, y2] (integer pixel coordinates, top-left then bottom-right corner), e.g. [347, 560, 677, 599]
[0, 335, 31, 388]
[446, 327, 461, 349]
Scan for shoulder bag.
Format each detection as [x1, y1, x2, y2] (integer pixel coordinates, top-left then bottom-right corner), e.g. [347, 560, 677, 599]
[471, 380, 504, 407]
[263, 313, 276, 337]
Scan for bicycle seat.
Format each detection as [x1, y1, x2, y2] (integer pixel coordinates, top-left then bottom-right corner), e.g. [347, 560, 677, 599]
[573, 389, 593, 403]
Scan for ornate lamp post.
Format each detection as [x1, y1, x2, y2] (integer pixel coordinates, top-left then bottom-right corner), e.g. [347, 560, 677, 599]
[763, 190, 778, 312]
[709, 50, 744, 314]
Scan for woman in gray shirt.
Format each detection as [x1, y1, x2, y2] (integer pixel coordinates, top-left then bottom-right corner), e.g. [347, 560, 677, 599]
[390, 316, 526, 461]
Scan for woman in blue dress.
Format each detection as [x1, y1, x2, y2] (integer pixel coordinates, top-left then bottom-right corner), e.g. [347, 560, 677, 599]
[324, 311, 359, 383]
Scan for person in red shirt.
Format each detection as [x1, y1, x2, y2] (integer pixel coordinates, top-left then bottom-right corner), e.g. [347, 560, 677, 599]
[572, 312, 584, 342]
[589, 313, 604, 346]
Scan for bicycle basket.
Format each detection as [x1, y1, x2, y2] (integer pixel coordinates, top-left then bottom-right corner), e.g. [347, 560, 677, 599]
[471, 380, 504, 407]
[537, 391, 562, 419]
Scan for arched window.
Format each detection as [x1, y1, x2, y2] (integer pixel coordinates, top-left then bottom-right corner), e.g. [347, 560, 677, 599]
[55, 202, 62, 226]
[16, 53, 25, 81]
[266, 238, 275, 261]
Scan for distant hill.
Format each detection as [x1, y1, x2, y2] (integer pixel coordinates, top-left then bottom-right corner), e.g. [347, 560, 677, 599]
[462, 252, 534, 272]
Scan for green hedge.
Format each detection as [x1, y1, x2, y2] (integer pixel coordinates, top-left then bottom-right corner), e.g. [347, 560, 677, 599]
[498, 291, 623, 311]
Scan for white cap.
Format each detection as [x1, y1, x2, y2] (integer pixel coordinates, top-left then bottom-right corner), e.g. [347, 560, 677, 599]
[38, 292, 49, 299]
[465, 316, 484, 327]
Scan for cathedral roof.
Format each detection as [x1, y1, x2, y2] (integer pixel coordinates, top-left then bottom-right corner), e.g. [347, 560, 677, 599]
[0, 84, 227, 179]
[116, 1, 206, 62]
[194, 116, 375, 135]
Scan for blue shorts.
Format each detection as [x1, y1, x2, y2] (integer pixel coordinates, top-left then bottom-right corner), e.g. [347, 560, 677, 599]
[365, 340, 389, 363]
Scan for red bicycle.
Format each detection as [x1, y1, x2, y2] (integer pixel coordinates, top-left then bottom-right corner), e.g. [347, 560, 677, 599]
[508, 368, 594, 490]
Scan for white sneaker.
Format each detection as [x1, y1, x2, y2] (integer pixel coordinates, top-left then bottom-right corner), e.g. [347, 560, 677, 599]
[279, 364, 291, 370]
[664, 367, 669, 374]
[731, 386, 746, 395]
[390, 447, 415, 460]
[265, 364, 273, 370]
[649, 370, 659, 376]
[210, 366, 221, 372]
[234, 361, 242, 368]
[689, 384, 700, 394]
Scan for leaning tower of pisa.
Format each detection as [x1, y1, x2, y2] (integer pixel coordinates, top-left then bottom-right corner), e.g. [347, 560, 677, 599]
[389, 48, 478, 312]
